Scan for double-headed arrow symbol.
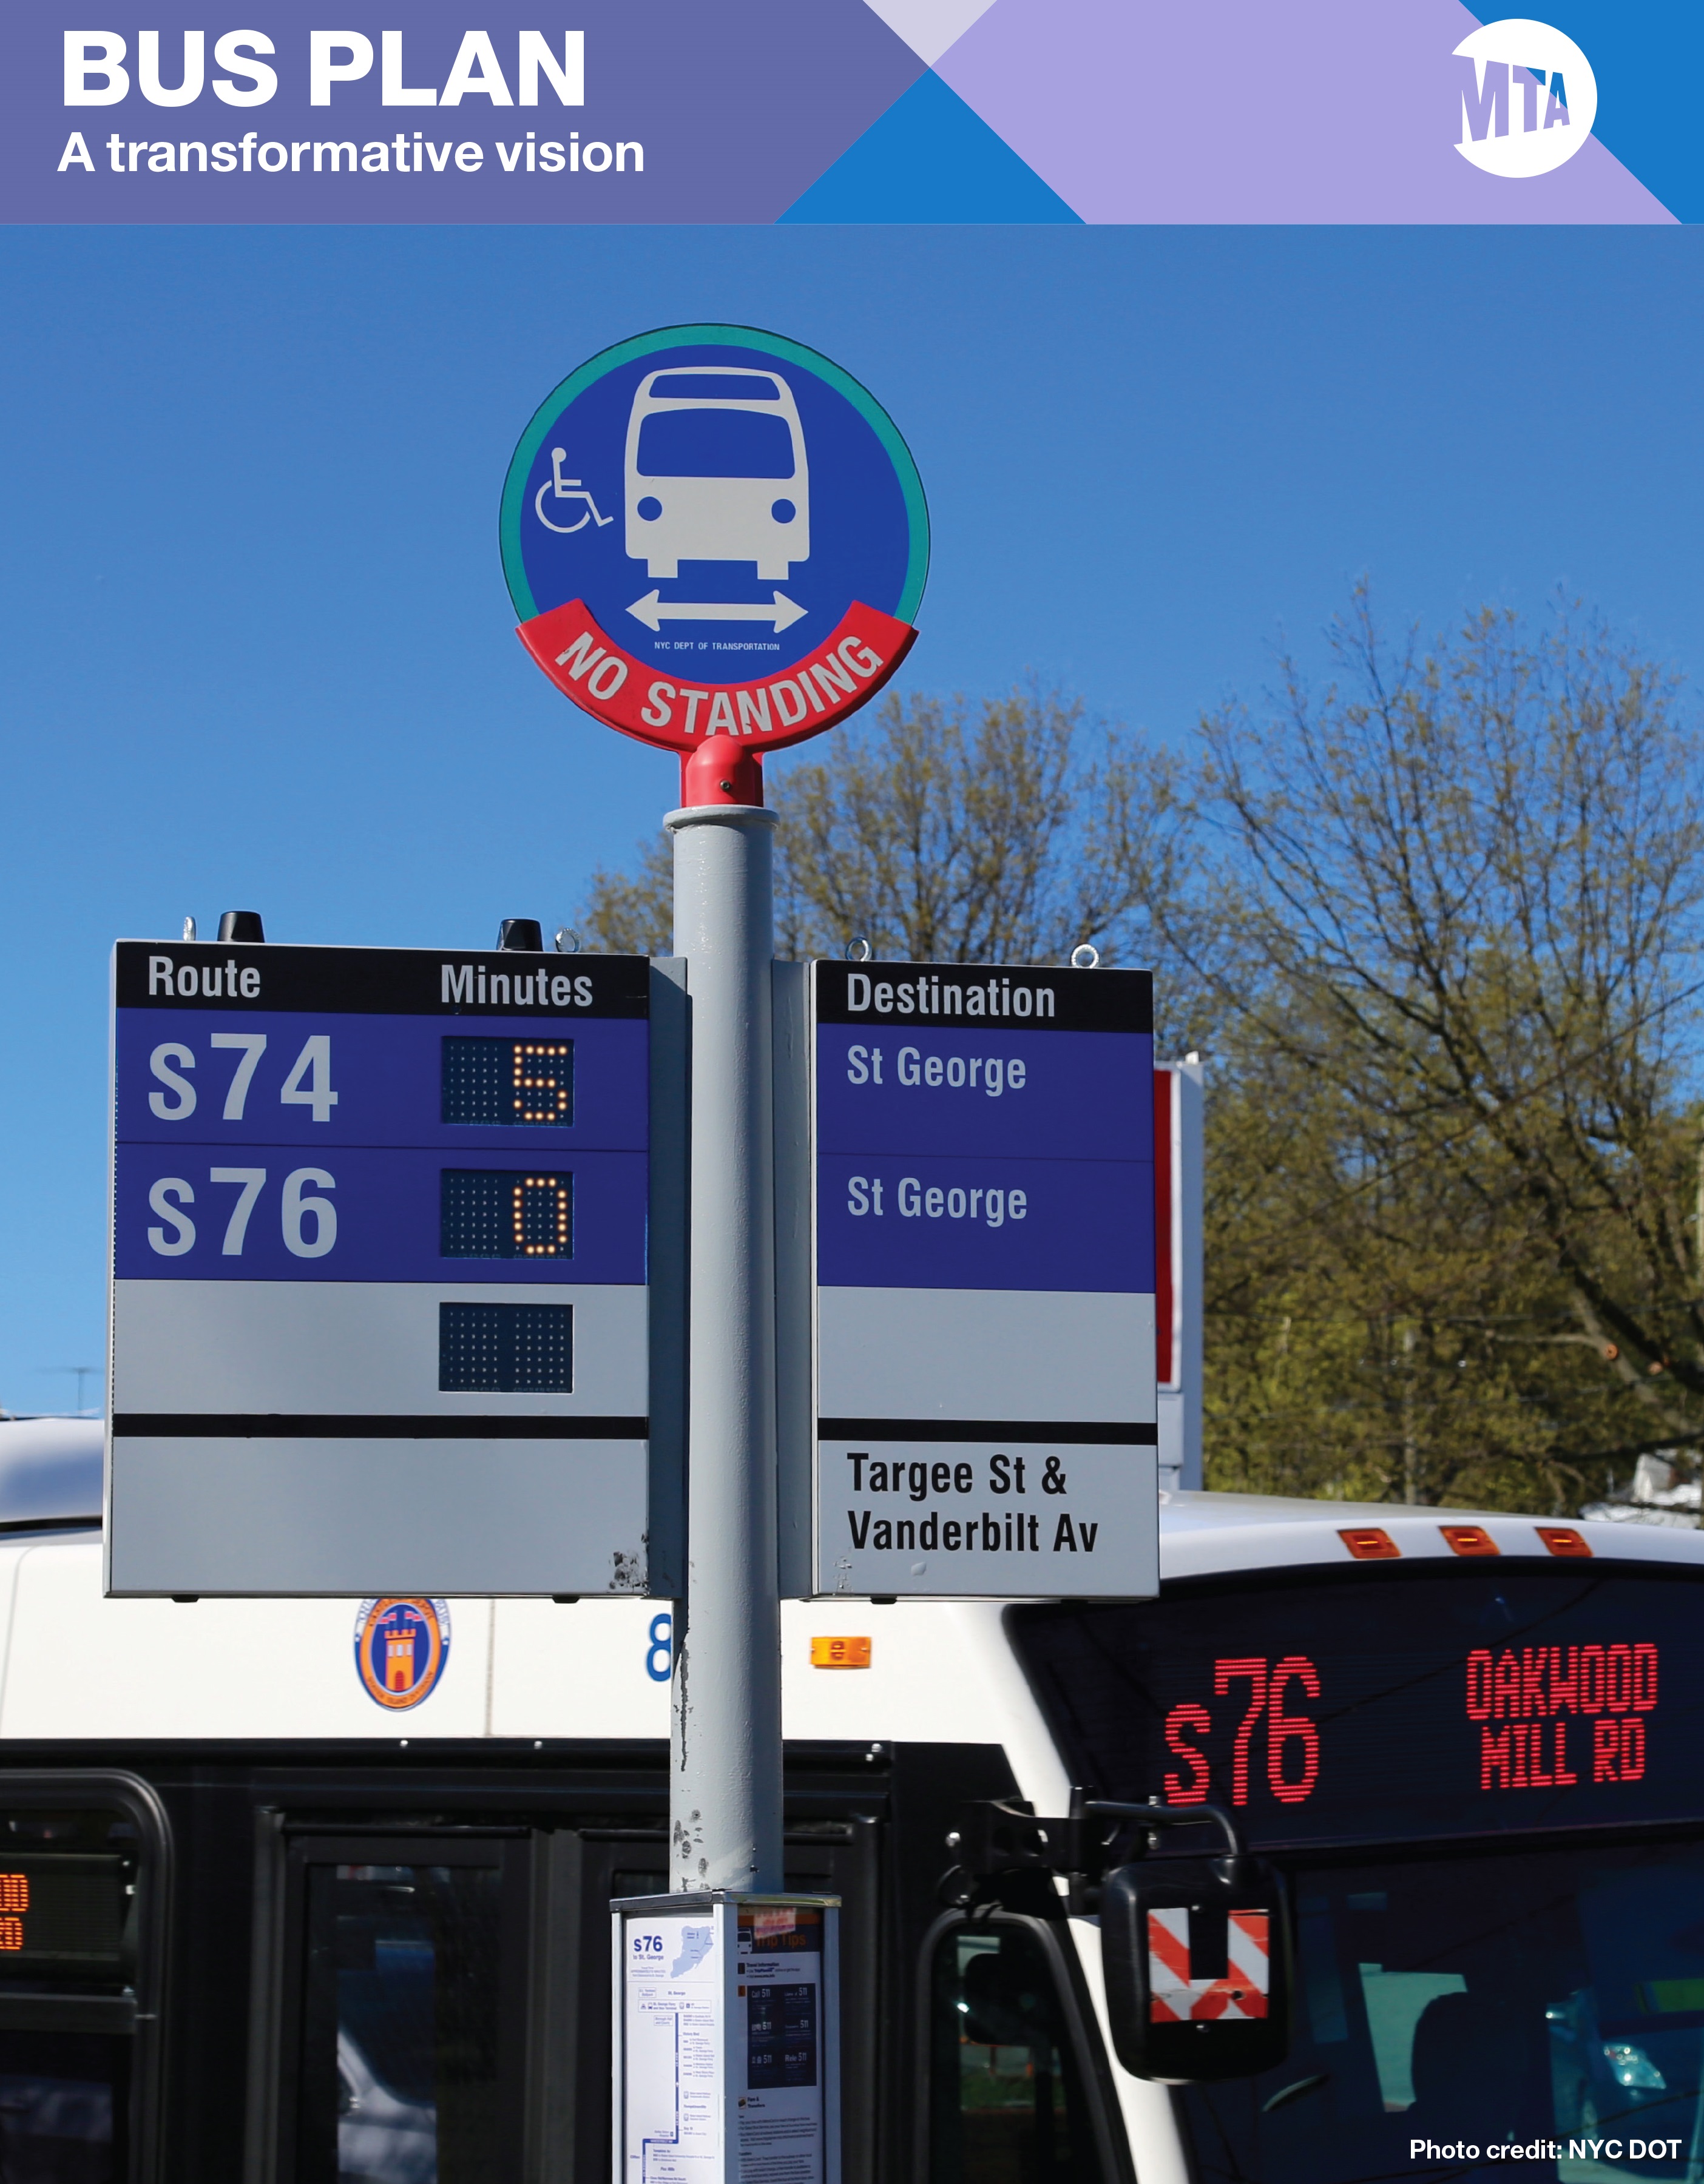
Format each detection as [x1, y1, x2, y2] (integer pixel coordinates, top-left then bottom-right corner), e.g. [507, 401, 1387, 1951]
[627, 590, 808, 633]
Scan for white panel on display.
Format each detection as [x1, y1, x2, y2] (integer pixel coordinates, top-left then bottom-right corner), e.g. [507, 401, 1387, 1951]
[802, 959, 1160, 1602]
[107, 939, 683, 1597]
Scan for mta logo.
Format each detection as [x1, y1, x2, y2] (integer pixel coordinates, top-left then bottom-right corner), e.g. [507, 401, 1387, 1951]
[1454, 19, 1597, 178]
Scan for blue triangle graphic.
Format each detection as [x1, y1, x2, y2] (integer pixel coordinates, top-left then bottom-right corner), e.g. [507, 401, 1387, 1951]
[779, 67, 1081, 224]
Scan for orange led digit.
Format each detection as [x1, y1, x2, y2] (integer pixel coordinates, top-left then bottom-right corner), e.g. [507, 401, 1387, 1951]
[511, 1040, 572, 1125]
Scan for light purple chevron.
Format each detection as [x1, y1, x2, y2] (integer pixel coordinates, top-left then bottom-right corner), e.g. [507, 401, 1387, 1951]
[932, 0, 1676, 223]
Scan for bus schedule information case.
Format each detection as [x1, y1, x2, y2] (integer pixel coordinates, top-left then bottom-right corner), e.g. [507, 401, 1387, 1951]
[615, 1893, 839, 2184]
[107, 939, 655, 1598]
[808, 958, 1158, 1600]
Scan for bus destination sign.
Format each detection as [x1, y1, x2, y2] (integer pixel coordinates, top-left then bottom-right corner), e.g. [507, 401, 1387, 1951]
[1012, 1563, 1704, 1847]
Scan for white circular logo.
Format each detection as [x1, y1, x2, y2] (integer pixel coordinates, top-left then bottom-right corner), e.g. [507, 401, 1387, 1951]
[1453, 18, 1597, 178]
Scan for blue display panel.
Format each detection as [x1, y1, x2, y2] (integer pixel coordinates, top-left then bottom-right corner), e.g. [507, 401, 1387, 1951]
[816, 1151, 1148, 1293]
[112, 956, 649, 1287]
[812, 963, 1153, 1296]
[111, 1144, 644, 1283]
[116, 1009, 644, 1148]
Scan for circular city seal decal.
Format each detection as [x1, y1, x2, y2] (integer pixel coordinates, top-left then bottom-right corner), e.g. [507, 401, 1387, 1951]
[353, 1597, 452, 1710]
[500, 323, 928, 755]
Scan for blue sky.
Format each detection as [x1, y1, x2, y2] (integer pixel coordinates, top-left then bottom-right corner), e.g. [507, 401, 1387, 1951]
[2, 223, 1702, 1410]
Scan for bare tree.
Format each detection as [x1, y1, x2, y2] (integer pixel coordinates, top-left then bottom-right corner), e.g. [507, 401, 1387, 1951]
[1186, 589, 1704, 1499]
[576, 599, 1704, 1514]
[578, 684, 1185, 976]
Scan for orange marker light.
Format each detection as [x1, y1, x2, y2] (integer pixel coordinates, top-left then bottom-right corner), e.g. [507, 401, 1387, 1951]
[1339, 1527, 1399, 1560]
[1537, 1526, 1593, 1559]
[1439, 1525, 1498, 1557]
[810, 1636, 872, 1668]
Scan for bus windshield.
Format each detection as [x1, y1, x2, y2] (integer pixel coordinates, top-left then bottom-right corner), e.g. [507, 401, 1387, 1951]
[635, 408, 795, 479]
[1178, 1833, 1704, 2183]
[1009, 1564, 1704, 2181]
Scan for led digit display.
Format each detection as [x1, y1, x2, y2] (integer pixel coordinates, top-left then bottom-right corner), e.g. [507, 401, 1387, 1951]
[440, 1170, 573, 1258]
[0, 1855, 129, 1974]
[1011, 1566, 1704, 1849]
[442, 1037, 573, 1127]
[438, 1302, 573, 1391]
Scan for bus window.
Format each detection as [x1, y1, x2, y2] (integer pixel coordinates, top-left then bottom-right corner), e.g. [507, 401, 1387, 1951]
[924, 1916, 1111, 2184]
[0, 2027, 130, 2183]
[1179, 1838, 1704, 2182]
[280, 1837, 527, 2184]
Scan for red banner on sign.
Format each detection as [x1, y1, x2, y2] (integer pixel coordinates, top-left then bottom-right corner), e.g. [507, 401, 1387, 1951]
[516, 598, 916, 755]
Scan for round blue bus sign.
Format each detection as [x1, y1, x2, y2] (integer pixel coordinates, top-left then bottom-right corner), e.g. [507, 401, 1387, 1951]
[501, 324, 928, 756]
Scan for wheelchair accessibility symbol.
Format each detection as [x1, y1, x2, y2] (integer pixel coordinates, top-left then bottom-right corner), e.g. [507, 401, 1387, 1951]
[535, 447, 613, 535]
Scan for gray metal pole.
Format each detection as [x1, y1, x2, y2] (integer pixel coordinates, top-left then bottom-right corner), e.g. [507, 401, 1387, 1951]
[666, 797, 785, 1894]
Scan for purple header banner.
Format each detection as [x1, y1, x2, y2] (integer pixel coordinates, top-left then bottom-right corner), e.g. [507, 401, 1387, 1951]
[2, 0, 1685, 224]
[11, 0, 923, 223]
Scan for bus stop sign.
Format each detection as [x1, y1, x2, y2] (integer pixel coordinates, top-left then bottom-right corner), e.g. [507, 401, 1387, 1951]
[500, 324, 928, 753]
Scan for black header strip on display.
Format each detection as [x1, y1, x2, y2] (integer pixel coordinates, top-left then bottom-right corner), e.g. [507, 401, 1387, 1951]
[812, 958, 1151, 1034]
[112, 1413, 649, 1440]
[113, 942, 650, 1017]
[817, 1417, 1156, 1444]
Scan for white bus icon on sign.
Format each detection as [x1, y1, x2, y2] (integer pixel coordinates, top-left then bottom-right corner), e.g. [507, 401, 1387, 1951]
[624, 367, 810, 581]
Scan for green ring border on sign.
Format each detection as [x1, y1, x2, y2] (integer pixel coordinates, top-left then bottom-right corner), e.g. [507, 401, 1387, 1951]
[499, 322, 930, 630]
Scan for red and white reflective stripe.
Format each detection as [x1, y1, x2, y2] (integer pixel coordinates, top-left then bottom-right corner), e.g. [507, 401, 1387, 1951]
[1148, 1907, 1271, 2023]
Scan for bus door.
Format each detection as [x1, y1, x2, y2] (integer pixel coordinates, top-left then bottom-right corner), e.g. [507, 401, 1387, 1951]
[0, 1771, 169, 2184]
[253, 1813, 884, 2184]
[263, 1829, 533, 2184]
[918, 1907, 1134, 2184]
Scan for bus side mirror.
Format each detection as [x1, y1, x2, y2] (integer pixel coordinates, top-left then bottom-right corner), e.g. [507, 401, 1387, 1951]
[1099, 1856, 1291, 2081]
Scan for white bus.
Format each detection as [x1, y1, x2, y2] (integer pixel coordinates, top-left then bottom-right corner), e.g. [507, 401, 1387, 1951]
[0, 1411, 1698, 2183]
[623, 367, 810, 581]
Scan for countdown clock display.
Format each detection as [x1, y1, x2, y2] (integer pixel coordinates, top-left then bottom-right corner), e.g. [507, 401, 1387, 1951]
[800, 959, 1158, 1601]
[107, 939, 664, 1598]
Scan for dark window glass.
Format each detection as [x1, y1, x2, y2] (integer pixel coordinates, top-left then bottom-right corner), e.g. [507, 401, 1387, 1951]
[298, 1861, 502, 2184]
[441, 1039, 572, 1128]
[438, 1304, 572, 1392]
[1183, 1838, 1704, 2183]
[440, 1171, 572, 1260]
[636, 408, 796, 480]
[928, 1922, 1105, 2184]
[0, 2029, 129, 2184]
[1009, 1567, 1704, 1850]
